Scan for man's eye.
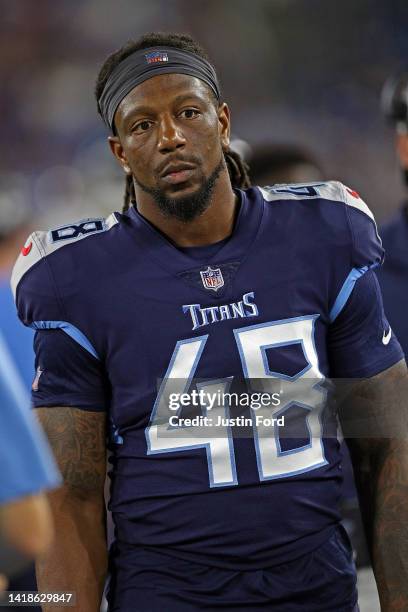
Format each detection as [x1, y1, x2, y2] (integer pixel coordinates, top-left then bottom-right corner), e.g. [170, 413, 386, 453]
[180, 109, 199, 119]
[134, 120, 152, 132]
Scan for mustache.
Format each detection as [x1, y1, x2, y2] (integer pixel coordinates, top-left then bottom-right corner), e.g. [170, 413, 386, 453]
[155, 154, 201, 177]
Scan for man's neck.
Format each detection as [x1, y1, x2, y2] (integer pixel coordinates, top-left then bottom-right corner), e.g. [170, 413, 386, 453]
[134, 171, 238, 247]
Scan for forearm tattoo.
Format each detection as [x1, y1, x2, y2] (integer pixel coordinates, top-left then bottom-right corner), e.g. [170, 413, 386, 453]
[36, 408, 106, 493]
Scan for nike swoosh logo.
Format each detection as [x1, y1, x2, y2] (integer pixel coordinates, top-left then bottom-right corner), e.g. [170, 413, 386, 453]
[382, 328, 392, 345]
[21, 242, 32, 256]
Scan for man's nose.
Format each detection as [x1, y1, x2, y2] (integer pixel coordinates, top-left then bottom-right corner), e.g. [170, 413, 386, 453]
[157, 115, 186, 153]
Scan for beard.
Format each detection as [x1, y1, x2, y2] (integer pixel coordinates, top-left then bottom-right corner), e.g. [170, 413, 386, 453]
[135, 157, 224, 223]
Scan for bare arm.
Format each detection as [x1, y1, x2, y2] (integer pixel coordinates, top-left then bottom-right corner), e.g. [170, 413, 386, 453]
[0, 493, 54, 590]
[35, 407, 107, 612]
[0, 492, 54, 557]
[339, 359, 408, 611]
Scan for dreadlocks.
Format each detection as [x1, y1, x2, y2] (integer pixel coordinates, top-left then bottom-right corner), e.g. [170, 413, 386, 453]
[95, 32, 251, 213]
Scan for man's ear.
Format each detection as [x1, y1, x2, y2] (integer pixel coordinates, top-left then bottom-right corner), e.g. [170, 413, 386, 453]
[108, 136, 132, 174]
[218, 103, 231, 151]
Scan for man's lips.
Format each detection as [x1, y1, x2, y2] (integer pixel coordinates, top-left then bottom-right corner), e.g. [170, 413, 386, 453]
[161, 168, 195, 185]
[160, 162, 196, 185]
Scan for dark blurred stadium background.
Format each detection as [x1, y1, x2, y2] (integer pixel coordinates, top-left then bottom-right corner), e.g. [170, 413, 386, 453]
[1, 0, 408, 228]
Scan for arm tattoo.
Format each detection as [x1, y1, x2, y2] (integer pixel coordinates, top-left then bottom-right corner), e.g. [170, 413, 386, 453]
[36, 407, 106, 494]
[373, 439, 408, 608]
[340, 360, 408, 610]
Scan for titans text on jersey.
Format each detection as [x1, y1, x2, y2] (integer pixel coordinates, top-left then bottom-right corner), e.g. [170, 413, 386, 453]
[12, 181, 402, 573]
[183, 291, 259, 330]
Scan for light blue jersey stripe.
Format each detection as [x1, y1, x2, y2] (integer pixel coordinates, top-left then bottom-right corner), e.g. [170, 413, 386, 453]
[30, 321, 99, 359]
[329, 264, 378, 323]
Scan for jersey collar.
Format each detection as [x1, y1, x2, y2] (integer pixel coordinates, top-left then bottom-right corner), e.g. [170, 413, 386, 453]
[127, 187, 264, 276]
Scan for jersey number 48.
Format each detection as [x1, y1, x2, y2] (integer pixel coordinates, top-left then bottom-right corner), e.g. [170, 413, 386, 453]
[145, 315, 327, 487]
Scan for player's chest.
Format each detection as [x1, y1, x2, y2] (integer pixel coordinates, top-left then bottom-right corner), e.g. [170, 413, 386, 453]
[99, 251, 331, 389]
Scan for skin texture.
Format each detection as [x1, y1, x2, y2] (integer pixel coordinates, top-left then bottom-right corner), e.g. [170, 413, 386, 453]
[0, 493, 54, 591]
[339, 359, 408, 611]
[0, 494, 53, 558]
[35, 408, 107, 612]
[109, 73, 237, 247]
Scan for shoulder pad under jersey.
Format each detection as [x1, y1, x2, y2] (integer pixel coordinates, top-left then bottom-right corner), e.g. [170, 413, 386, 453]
[11, 213, 118, 301]
[258, 180, 375, 222]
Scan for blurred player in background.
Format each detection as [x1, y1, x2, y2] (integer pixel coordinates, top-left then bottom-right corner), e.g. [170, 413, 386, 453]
[12, 32, 408, 611]
[377, 74, 408, 356]
[0, 196, 35, 388]
[248, 143, 324, 186]
[0, 330, 60, 592]
[0, 193, 43, 608]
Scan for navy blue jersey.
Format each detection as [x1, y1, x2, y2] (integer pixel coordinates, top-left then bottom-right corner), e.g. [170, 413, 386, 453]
[377, 206, 408, 357]
[12, 182, 402, 570]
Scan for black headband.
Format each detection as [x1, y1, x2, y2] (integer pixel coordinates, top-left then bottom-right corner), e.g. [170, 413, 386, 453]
[98, 46, 221, 132]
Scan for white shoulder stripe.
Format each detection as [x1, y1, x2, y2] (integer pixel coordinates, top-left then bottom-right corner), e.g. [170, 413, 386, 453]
[339, 183, 374, 222]
[258, 181, 375, 222]
[11, 213, 118, 300]
[11, 232, 44, 301]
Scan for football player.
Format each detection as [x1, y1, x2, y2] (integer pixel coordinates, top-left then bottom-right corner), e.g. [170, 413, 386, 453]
[12, 33, 408, 611]
[248, 144, 324, 186]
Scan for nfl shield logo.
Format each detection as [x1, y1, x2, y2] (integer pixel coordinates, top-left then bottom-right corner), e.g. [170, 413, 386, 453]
[200, 266, 224, 291]
[145, 51, 169, 64]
